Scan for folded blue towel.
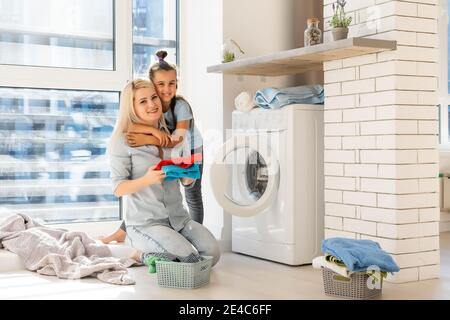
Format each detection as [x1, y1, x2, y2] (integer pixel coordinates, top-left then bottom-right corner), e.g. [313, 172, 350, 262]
[254, 85, 324, 109]
[162, 164, 200, 182]
[321, 237, 400, 273]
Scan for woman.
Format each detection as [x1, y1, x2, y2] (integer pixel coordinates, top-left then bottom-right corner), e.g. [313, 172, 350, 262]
[100, 51, 205, 244]
[107, 79, 220, 266]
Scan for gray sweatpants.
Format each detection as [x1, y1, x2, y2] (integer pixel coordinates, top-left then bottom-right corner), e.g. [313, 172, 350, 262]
[125, 220, 220, 267]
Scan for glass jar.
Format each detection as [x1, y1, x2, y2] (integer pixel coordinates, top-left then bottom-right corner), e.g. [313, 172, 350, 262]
[304, 18, 322, 47]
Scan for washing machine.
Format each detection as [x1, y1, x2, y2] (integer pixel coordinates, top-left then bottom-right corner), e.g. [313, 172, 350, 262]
[210, 104, 324, 265]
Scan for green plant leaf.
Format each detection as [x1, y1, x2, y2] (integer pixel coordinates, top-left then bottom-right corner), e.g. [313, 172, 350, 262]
[329, 0, 352, 28]
[222, 51, 235, 63]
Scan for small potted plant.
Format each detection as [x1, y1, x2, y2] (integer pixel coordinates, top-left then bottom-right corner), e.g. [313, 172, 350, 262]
[222, 39, 245, 63]
[329, 0, 352, 41]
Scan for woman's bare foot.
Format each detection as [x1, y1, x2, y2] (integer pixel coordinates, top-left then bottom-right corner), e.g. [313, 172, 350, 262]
[131, 250, 143, 263]
[98, 228, 127, 244]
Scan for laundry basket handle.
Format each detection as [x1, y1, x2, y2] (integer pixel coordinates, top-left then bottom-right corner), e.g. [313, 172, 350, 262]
[332, 274, 352, 283]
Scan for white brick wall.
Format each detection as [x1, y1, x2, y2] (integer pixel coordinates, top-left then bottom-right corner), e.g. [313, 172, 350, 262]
[419, 207, 440, 222]
[323, 0, 439, 283]
[386, 267, 419, 283]
[360, 120, 417, 135]
[419, 264, 440, 280]
[360, 207, 419, 224]
[376, 105, 438, 121]
[393, 251, 440, 269]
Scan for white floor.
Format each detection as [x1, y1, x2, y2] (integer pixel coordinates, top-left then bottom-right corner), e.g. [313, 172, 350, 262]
[1, 233, 450, 300]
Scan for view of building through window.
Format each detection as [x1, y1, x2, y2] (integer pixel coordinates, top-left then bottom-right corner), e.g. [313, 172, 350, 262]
[133, 0, 177, 77]
[0, 0, 114, 70]
[0, 88, 119, 223]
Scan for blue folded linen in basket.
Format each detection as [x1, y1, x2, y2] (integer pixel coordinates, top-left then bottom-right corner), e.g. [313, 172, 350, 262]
[321, 237, 400, 273]
[254, 85, 324, 109]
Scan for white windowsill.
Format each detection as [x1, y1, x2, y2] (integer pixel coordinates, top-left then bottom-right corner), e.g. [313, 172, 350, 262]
[51, 220, 123, 239]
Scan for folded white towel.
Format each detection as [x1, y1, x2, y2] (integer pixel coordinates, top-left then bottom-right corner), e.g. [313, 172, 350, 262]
[312, 255, 353, 278]
[234, 91, 256, 112]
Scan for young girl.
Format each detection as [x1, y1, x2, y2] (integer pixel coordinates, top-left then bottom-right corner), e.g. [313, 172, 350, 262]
[107, 78, 219, 265]
[100, 51, 204, 244]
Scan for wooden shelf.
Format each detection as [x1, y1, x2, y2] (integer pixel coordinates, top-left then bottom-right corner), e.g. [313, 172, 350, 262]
[207, 37, 396, 77]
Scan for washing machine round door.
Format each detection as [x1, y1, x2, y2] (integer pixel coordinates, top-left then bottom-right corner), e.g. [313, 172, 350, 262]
[210, 134, 280, 217]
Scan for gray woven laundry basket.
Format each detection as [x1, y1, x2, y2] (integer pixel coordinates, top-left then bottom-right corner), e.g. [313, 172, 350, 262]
[322, 268, 383, 299]
[155, 256, 213, 289]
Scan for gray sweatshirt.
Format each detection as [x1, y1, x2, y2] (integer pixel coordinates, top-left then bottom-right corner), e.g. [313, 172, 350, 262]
[107, 134, 190, 231]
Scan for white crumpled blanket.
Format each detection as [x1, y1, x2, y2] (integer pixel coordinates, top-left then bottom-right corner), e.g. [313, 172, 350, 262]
[0, 213, 137, 285]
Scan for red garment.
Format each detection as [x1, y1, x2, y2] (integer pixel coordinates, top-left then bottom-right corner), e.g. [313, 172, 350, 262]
[155, 153, 202, 170]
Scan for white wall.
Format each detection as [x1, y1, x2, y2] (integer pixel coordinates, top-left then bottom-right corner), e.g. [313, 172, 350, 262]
[294, 0, 324, 85]
[178, 0, 224, 240]
[222, 0, 297, 129]
[322, 0, 440, 283]
[179, 0, 301, 248]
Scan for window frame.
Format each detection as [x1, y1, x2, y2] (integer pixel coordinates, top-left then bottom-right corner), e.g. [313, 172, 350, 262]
[0, 0, 133, 92]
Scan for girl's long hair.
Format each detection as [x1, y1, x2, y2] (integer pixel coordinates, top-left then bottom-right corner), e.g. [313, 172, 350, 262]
[109, 79, 169, 147]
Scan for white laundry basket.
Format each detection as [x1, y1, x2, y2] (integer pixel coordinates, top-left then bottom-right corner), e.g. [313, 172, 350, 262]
[322, 268, 383, 299]
[155, 256, 213, 289]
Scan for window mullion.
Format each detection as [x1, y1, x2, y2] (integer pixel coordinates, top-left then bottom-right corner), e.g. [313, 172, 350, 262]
[115, 0, 133, 86]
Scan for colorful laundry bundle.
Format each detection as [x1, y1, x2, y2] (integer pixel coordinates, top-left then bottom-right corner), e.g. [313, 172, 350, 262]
[162, 164, 200, 182]
[154, 153, 202, 170]
[155, 153, 202, 182]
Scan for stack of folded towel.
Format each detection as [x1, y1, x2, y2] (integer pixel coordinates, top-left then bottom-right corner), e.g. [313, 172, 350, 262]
[155, 153, 202, 182]
[234, 84, 324, 112]
[313, 254, 352, 278]
[312, 237, 400, 277]
[254, 84, 324, 109]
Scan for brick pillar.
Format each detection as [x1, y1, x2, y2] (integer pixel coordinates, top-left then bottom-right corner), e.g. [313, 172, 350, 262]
[323, 0, 439, 283]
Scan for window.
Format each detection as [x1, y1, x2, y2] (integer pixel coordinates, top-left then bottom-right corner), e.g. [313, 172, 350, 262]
[0, 87, 118, 223]
[132, 0, 177, 77]
[0, 0, 114, 70]
[0, 0, 178, 224]
[439, 0, 450, 146]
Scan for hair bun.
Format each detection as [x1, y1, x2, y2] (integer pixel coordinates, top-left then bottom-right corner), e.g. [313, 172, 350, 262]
[155, 50, 168, 61]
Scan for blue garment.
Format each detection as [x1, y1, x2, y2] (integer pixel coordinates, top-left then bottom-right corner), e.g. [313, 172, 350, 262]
[254, 85, 324, 109]
[162, 164, 201, 182]
[321, 237, 400, 273]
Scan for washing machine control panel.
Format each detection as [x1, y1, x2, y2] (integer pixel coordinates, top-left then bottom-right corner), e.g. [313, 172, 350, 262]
[232, 109, 287, 132]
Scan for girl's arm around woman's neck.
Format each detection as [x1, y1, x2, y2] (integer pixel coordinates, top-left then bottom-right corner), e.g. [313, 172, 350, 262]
[128, 123, 159, 134]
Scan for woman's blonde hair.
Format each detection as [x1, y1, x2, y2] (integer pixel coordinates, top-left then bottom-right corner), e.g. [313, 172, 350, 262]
[109, 79, 169, 145]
